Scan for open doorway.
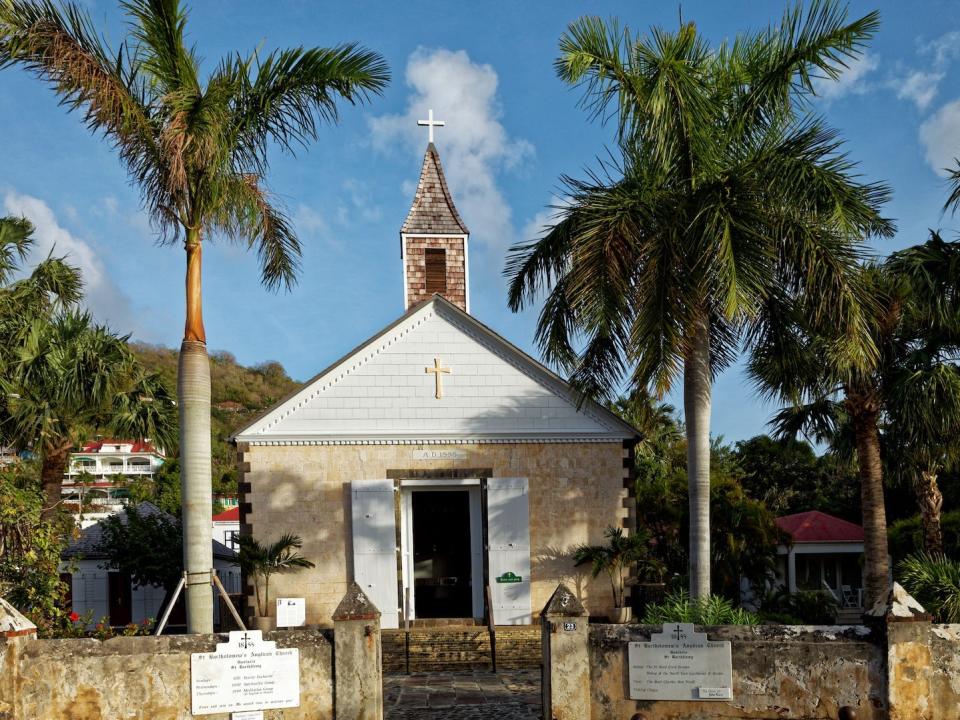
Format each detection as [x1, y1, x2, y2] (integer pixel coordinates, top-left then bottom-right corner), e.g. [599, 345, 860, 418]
[400, 482, 483, 621]
[412, 490, 472, 617]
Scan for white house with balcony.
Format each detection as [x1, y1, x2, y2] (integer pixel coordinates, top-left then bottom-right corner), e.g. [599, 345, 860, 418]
[62, 439, 165, 526]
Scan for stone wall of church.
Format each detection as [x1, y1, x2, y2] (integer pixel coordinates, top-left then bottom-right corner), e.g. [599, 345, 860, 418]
[240, 441, 631, 626]
[404, 236, 466, 310]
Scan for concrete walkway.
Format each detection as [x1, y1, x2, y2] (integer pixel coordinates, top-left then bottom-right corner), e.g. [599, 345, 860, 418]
[384, 670, 541, 720]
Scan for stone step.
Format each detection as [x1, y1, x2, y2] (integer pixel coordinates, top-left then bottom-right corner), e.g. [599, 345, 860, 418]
[382, 626, 541, 673]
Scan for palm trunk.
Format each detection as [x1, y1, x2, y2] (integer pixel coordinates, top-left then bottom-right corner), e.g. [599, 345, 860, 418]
[915, 469, 944, 556]
[179, 229, 213, 633]
[849, 394, 890, 610]
[685, 314, 712, 600]
[40, 443, 72, 521]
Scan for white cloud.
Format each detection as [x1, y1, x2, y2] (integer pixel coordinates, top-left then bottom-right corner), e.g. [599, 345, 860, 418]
[369, 48, 534, 257]
[919, 99, 960, 176]
[2, 190, 142, 334]
[814, 52, 880, 101]
[894, 70, 944, 110]
[922, 31, 960, 69]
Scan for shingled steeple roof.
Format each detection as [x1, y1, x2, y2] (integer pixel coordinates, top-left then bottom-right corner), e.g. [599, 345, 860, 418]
[401, 143, 469, 235]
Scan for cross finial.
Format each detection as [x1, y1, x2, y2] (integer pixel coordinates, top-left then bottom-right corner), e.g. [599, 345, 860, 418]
[417, 109, 445, 144]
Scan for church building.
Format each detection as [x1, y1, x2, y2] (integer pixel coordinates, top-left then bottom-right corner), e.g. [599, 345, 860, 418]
[232, 120, 638, 628]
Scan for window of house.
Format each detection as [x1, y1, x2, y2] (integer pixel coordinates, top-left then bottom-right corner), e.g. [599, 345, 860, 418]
[226, 530, 240, 550]
[424, 248, 447, 294]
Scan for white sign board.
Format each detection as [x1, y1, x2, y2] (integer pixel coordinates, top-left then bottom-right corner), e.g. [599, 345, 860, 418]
[276, 597, 306, 628]
[628, 623, 732, 701]
[191, 630, 300, 715]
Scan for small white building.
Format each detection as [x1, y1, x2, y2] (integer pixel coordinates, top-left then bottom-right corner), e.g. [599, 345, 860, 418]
[212, 506, 240, 551]
[60, 502, 241, 630]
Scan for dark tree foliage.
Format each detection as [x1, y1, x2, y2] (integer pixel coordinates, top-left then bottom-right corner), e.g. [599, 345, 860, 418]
[733, 435, 860, 521]
[98, 505, 182, 591]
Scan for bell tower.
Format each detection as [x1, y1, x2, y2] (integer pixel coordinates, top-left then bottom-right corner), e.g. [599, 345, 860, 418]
[400, 110, 469, 313]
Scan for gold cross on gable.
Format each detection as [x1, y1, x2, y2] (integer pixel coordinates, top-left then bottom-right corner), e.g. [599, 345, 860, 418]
[425, 357, 452, 399]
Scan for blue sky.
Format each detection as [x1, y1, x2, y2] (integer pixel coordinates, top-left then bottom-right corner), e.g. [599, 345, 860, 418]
[2, 0, 959, 442]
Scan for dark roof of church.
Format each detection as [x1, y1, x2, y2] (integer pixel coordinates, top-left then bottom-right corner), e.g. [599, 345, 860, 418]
[401, 143, 469, 235]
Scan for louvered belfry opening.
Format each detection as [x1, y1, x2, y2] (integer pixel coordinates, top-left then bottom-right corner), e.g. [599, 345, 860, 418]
[401, 143, 470, 311]
[424, 248, 447, 294]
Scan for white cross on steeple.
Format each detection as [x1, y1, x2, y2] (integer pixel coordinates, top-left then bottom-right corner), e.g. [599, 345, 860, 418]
[417, 108, 445, 144]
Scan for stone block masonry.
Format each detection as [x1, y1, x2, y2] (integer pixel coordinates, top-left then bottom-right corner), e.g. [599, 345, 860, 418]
[241, 441, 628, 627]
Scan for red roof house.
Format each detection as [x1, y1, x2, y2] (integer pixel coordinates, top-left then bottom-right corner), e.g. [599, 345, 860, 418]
[212, 506, 240, 523]
[775, 511, 865, 544]
[771, 511, 866, 615]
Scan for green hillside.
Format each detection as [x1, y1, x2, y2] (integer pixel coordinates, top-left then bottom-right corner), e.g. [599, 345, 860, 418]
[131, 343, 300, 496]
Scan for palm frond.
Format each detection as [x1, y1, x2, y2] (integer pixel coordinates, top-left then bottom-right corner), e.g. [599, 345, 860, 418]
[215, 174, 301, 292]
[229, 43, 389, 173]
[0, 216, 34, 284]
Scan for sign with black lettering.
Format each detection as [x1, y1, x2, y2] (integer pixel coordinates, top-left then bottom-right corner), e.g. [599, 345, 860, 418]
[191, 630, 299, 715]
[628, 623, 732, 701]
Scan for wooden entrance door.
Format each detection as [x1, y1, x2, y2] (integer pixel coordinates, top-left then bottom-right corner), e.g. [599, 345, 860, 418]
[108, 571, 132, 626]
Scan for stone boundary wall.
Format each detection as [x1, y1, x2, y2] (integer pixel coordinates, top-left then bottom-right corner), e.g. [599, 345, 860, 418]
[540, 583, 960, 720]
[3, 629, 334, 720]
[0, 582, 385, 720]
[588, 624, 885, 719]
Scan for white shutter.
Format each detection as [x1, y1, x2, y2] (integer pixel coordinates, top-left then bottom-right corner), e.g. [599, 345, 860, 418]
[351, 479, 400, 629]
[486, 477, 532, 625]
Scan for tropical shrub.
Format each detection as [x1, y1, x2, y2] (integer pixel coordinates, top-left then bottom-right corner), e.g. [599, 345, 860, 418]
[641, 591, 759, 625]
[236, 533, 315, 618]
[758, 588, 839, 625]
[897, 553, 960, 622]
[573, 526, 664, 609]
[889, 512, 960, 564]
[0, 463, 71, 633]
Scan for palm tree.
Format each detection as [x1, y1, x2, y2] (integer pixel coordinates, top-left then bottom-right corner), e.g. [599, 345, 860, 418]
[506, 4, 892, 599]
[610, 388, 681, 458]
[1, 309, 177, 519]
[757, 236, 960, 607]
[0, 216, 173, 519]
[0, 216, 82, 351]
[0, 0, 389, 632]
[884, 233, 960, 555]
[235, 533, 314, 620]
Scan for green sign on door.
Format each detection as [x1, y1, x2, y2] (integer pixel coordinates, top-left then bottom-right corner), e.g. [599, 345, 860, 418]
[495, 571, 522, 584]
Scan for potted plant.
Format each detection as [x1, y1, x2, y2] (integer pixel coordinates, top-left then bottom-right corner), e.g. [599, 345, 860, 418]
[573, 526, 660, 623]
[236, 533, 315, 631]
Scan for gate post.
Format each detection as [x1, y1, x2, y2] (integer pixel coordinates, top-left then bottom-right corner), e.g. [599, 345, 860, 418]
[334, 582, 383, 720]
[0, 597, 37, 717]
[541, 584, 590, 720]
[866, 582, 936, 720]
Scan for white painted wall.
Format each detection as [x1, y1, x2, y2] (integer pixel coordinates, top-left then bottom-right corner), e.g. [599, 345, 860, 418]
[62, 557, 241, 627]
[245, 302, 631, 442]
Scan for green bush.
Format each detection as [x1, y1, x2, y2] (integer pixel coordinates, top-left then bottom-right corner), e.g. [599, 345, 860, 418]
[641, 591, 759, 625]
[757, 588, 838, 625]
[897, 553, 960, 622]
[888, 511, 960, 563]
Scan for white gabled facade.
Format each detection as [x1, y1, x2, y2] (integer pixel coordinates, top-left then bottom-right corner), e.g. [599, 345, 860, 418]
[232, 295, 635, 446]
